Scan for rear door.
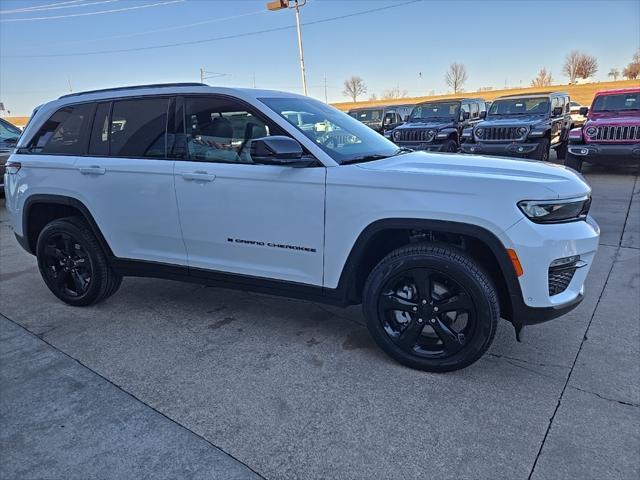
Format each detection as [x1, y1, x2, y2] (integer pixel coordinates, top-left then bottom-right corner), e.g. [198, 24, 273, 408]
[173, 95, 325, 285]
[73, 96, 186, 265]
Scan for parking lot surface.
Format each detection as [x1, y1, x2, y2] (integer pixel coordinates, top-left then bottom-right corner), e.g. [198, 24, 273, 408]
[1, 163, 638, 480]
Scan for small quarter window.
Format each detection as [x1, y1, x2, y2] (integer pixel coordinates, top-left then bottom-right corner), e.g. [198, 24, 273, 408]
[29, 103, 94, 155]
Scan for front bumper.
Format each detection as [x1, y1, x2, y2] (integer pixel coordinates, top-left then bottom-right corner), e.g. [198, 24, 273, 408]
[504, 215, 600, 326]
[460, 141, 540, 157]
[568, 143, 640, 165]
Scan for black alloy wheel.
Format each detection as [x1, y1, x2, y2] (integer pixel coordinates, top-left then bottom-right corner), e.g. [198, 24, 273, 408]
[36, 217, 122, 306]
[363, 244, 498, 372]
[378, 268, 475, 358]
[41, 232, 92, 298]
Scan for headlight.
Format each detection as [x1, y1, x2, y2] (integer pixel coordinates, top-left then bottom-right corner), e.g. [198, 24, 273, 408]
[517, 196, 591, 223]
[585, 126, 598, 138]
[517, 127, 528, 137]
[426, 129, 435, 139]
[393, 130, 401, 141]
[475, 128, 484, 138]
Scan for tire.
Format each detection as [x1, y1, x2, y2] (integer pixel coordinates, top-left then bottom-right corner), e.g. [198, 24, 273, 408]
[36, 216, 122, 306]
[441, 139, 457, 153]
[531, 138, 550, 161]
[564, 153, 583, 172]
[362, 243, 499, 372]
[555, 141, 567, 160]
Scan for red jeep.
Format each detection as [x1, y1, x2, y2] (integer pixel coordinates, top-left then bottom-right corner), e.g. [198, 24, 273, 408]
[565, 87, 640, 171]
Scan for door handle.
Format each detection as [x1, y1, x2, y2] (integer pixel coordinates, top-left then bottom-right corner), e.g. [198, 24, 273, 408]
[181, 171, 216, 182]
[79, 166, 106, 175]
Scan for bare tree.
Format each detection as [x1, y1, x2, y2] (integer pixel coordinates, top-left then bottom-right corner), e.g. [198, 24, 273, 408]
[531, 68, 553, 87]
[381, 85, 408, 100]
[445, 63, 468, 93]
[608, 68, 620, 81]
[342, 76, 367, 102]
[576, 54, 598, 80]
[623, 50, 640, 80]
[563, 50, 598, 83]
[368, 93, 378, 101]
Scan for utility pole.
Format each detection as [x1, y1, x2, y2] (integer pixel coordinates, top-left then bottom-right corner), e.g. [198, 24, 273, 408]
[67, 77, 73, 93]
[267, 0, 308, 96]
[199, 68, 231, 84]
[323, 73, 328, 103]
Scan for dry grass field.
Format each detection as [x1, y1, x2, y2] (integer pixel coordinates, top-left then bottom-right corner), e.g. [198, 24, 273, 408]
[333, 79, 640, 111]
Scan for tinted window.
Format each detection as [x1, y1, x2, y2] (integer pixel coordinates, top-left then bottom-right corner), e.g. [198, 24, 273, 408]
[410, 102, 460, 120]
[89, 102, 110, 156]
[110, 98, 169, 158]
[183, 97, 272, 164]
[29, 103, 94, 155]
[489, 97, 550, 115]
[0, 119, 21, 141]
[592, 92, 639, 112]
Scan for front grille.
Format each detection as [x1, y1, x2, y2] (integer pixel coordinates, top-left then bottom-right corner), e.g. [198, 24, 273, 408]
[592, 125, 640, 142]
[396, 129, 433, 143]
[548, 265, 577, 296]
[483, 126, 525, 142]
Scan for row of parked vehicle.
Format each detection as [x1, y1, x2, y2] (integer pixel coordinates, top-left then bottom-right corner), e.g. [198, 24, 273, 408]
[348, 87, 640, 171]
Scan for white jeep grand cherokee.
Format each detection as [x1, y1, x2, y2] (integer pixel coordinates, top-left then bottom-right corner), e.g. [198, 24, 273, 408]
[4, 84, 600, 372]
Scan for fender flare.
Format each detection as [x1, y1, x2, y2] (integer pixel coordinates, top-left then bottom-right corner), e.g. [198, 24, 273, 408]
[335, 218, 525, 323]
[22, 194, 113, 256]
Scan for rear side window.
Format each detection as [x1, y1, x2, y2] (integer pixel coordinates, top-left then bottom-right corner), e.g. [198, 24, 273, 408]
[29, 103, 94, 155]
[109, 98, 169, 158]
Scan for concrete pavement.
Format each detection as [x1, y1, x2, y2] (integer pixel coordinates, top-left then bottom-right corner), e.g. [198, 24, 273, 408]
[1, 164, 638, 479]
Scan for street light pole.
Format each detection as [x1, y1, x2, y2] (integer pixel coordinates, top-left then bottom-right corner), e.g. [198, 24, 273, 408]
[267, 0, 308, 96]
[293, 0, 307, 95]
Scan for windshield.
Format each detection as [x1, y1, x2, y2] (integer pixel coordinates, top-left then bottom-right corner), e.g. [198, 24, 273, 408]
[592, 92, 639, 112]
[410, 102, 460, 121]
[260, 97, 399, 164]
[489, 97, 550, 116]
[350, 109, 384, 122]
[0, 119, 21, 142]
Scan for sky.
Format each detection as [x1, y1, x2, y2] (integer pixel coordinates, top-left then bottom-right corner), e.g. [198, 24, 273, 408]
[0, 0, 639, 115]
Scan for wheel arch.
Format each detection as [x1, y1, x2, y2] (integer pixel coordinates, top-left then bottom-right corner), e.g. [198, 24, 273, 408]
[22, 194, 113, 257]
[336, 218, 523, 322]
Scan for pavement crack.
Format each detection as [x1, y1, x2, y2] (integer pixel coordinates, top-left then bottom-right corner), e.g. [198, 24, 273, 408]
[527, 248, 618, 480]
[487, 352, 569, 371]
[0, 312, 268, 480]
[619, 172, 639, 248]
[567, 385, 640, 408]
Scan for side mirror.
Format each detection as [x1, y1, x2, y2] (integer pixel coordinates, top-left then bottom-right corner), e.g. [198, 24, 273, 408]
[552, 106, 564, 117]
[462, 111, 470, 120]
[404, 115, 410, 122]
[250, 136, 303, 165]
[479, 111, 487, 119]
[579, 106, 589, 116]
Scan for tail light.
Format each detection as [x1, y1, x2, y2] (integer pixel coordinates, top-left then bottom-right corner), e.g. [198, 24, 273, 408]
[5, 160, 21, 174]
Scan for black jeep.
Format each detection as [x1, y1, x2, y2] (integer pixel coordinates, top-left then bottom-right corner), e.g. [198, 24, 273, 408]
[460, 92, 572, 161]
[391, 98, 486, 152]
[348, 104, 413, 136]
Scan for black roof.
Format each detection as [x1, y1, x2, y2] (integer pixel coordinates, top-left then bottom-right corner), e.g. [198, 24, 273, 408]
[59, 83, 206, 99]
[496, 91, 568, 99]
[416, 97, 485, 105]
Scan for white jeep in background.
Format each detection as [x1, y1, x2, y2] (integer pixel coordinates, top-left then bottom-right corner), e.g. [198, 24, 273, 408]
[4, 84, 599, 372]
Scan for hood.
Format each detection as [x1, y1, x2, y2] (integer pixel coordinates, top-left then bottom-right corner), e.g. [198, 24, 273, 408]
[396, 120, 454, 130]
[481, 115, 547, 127]
[355, 151, 590, 199]
[586, 111, 640, 126]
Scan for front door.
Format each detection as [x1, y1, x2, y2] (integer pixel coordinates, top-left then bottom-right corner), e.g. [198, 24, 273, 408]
[173, 96, 325, 286]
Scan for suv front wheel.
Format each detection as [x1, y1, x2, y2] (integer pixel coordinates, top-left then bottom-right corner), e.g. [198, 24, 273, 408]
[532, 138, 550, 161]
[362, 243, 499, 372]
[36, 217, 122, 306]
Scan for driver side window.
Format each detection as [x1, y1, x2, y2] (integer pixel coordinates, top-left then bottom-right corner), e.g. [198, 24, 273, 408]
[181, 97, 274, 164]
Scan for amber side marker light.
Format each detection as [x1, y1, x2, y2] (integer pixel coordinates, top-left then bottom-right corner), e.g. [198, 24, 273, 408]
[507, 249, 524, 277]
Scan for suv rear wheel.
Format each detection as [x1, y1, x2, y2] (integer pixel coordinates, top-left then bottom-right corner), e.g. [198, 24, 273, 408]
[362, 243, 499, 372]
[36, 217, 122, 306]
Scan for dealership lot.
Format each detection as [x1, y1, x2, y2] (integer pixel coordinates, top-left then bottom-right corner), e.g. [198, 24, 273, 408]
[1, 163, 638, 479]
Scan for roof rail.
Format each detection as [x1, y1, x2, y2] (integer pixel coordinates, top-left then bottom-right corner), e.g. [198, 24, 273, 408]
[59, 83, 207, 99]
[497, 91, 567, 98]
